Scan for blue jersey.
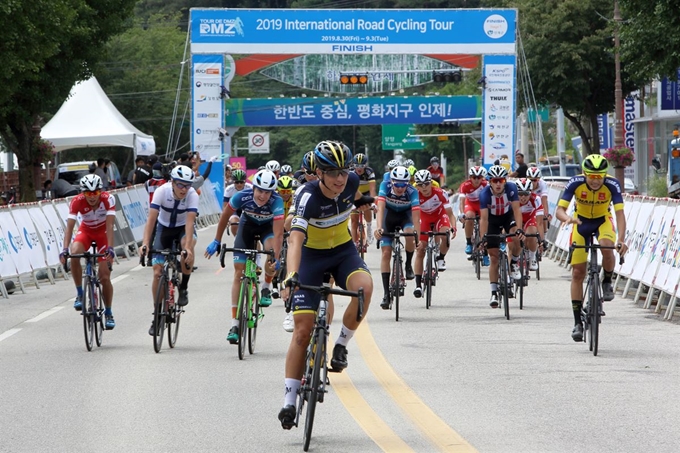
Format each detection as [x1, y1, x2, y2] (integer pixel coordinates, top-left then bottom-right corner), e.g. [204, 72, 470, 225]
[229, 188, 285, 225]
[479, 182, 519, 216]
[383, 171, 391, 182]
[378, 180, 420, 213]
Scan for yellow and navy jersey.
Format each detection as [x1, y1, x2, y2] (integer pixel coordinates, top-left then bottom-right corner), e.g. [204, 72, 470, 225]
[352, 166, 376, 194]
[291, 172, 360, 249]
[558, 175, 624, 219]
[278, 192, 293, 213]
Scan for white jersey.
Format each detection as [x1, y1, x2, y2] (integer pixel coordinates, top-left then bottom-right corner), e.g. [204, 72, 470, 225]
[150, 182, 199, 228]
[223, 182, 253, 200]
[532, 179, 548, 198]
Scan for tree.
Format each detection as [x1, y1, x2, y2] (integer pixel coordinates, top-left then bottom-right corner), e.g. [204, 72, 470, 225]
[0, 0, 136, 201]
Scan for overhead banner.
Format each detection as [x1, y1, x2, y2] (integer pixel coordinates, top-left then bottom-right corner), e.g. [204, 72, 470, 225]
[481, 54, 517, 168]
[190, 9, 517, 54]
[192, 54, 225, 160]
[225, 96, 480, 127]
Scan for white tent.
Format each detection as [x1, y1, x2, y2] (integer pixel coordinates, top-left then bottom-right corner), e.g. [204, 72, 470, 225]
[42, 76, 155, 156]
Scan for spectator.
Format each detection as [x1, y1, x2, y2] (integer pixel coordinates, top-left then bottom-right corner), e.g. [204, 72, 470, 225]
[133, 156, 152, 185]
[43, 180, 53, 200]
[510, 152, 528, 178]
[94, 158, 110, 189]
[52, 178, 79, 198]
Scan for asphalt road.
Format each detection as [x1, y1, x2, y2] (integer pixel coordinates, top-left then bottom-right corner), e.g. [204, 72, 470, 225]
[1, 225, 679, 453]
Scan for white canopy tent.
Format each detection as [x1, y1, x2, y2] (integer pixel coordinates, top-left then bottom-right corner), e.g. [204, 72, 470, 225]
[42, 76, 155, 156]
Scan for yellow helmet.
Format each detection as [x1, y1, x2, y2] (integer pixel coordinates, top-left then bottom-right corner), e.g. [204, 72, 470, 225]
[582, 154, 609, 175]
[277, 175, 294, 191]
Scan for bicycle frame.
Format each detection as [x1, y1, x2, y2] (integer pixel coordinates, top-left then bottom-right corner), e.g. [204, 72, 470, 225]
[69, 241, 107, 351]
[423, 223, 448, 309]
[485, 232, 518, 320]
[382, 227, 418, 322]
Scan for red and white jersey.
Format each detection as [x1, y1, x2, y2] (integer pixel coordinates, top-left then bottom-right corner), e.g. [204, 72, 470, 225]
[520, 193, 544, 223]
[418, 186, 450, 216]
[532, 179, 548, 198]
[68, 192, 116, 231]
[458, 179, 488, 202]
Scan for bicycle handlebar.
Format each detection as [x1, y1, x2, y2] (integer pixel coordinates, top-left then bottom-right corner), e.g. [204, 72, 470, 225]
[219, 244, 275, 268]
[569, 242, 625, 265]
[284, 284, 365, 322]
[139, 246, 187, 267]
[380, 231, 419, 238]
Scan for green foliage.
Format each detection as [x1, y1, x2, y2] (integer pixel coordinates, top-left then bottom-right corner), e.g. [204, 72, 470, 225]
[647, 174, 669, 198]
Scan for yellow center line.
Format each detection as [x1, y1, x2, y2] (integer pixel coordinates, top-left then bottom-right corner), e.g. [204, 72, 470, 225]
[355, 320, 478, 453]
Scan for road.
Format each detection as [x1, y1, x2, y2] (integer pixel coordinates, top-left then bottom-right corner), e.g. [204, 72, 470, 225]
[1, 225, 679, 453]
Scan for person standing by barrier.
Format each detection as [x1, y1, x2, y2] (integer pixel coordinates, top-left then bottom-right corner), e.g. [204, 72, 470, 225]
[59, 174, 117, 329]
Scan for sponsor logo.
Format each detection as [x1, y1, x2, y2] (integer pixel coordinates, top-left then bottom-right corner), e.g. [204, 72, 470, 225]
[598, 192, 606, 201]
[580, 191, 588, 198]
[196, 81, 220, 88]
[489, 87, 511, 93]
[490, 96, 507, 101]
[492, 142, 507, 150]
[197, 113, 219, 119]
[196, 94, 220, 102]
[199, 18, 244, 37]
[194, 67, 220, 75]
[484, 15, 509, 39]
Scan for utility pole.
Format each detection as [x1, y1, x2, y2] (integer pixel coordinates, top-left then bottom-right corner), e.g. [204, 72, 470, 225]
[613, 0, 625, 187]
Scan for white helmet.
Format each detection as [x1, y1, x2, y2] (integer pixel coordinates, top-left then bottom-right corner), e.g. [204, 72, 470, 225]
[387, 159, 399, 170]
[527, 167, 542, 179]
[266, 160, 281, 172]
[252, 169, 277, 191]
[414, 169, 432, 184]
[171, 165, 195, 184]
[404, 159, 415, 167]
[281, 164, 293, 174]
[390, 166, 411, 183]
[80, 174, 103, 192]
[469, 166, 487, 178]
[487, 165, 508, 179]
[516, 178, 533, 192]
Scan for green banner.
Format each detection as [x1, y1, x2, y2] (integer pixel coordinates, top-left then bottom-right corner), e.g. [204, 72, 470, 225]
[382, 125, 425, 150]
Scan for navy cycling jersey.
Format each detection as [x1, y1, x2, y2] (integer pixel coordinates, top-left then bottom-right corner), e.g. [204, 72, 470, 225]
[229, 188, 285, 225]
[479, 181, 519, 216]
[377, 180, 420, 213]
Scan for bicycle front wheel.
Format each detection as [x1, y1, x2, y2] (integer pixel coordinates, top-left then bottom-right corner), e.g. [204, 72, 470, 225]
[168, 282, 182, 349]
[237, 280, 249, 360]
[500, 257, 510, 320]
[590, 283, 600, 356]
[153, 276, 168, 353]
[94, 283, 104, 348]
[303, 327, 325, 452]
[248, 283, 260, 355]
[393, 256, 402, 322]
[358, 221, 366, 260]
[425, 247, 433, 309]
[518, 252, 525, 310]
[82, 276, 94, 351]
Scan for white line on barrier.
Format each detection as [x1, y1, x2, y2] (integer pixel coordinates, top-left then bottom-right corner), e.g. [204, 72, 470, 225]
[25, 307, 64, 323]
[0, 328, 22, 343]
[111, 275, 129, 284]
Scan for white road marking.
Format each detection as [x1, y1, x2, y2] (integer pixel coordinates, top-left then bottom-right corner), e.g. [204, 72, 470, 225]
[25, 307, 64, 323]
[110, 274, 129, 284]
[0, 328, 22, 343]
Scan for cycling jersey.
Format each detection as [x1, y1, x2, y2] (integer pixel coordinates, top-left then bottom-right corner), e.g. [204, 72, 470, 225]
[229, 188, 285, 226]
[290, 172, 360, 250]
[352, 166, 376, 194]
[558, 175, 623, 219]
[68, 192, 116, 231]
[145, 178, 166, 204]
[293, 169, 307, 185]
[531, 179, 548, 198]
[427, 165, 445, 184]
[150, 182, 199, 228]
[459, 179, 488, 202]
[418, 186, 450, 216]
[479, 182, 519, 217]
[279, 194, 293, 213]
[520, 193, 544, 225]
[377, 181, 420, 213]
[223, 182, 253, 205]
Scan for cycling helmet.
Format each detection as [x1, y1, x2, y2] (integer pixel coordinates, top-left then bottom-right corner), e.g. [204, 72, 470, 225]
[277, 175, 294, 191]
[516, 178, 533, 192]
[414, 169, 432, 184]
[252, 169, 277, 191]
[170, 165, 195, 184]
[302, 151, 316, 173]
[469, 166, 487, 178]
[430, 156, 440, 164]
[314, 140, 352, 171]
[232, 169, 246, 182]
[404, 159, 415, 167]
[266, 160, 281, 172]
[408, 165, 417, 177]
[387, 159, 399, 170]
[291, 179, 301, 189]
[390, 166, 411, 183]
[582, 154, 609, 175]
[353, 153, 368, 166]
[80, 174, 103, 192]
[281, 164, 293, 174]
[487, 165, 508, 179]
[526, 166, 542, 179]
[257, 165, 266, 171]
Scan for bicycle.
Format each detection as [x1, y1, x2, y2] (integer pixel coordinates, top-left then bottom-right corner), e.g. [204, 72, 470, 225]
[141, 242, 187, 353]
[484, 232, 519, 321]
[284, 282, 365, 452]
[272, 231, 290, 299]
[513, 233, 541, 310]
[568, 239, 624, 356]
[67, 241, 108, 351]
[464, 216, 483, 280]
[423, 223, 449, 310]
[381, 227, 418, 322]
[354, 205, 376, 259]
[220, 242, 275, 360]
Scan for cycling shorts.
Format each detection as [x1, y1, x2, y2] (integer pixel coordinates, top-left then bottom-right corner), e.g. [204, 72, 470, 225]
[152, 224, 196, 266]
[380, 209, 415, 247]
[291, 241, 370, 315]
[233, 216, 274, 264]
[569, 215, 616, 265]
[486, 211, 517, 249]
[464, 199, 481, 216]
[73, 228, 109, 263]
[419, 212, 451, 241]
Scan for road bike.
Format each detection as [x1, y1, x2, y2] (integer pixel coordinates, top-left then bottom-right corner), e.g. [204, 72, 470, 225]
[220, 243, 275, 360]
[284, 282, 364, 452]
[272, 231, 290, 299]
[382, 227, 418, 322]
[514, 233, 542, 310]
[423, 223, 449, 309]
[354, 205, 376, 259]
[68, 241, 107, 351]
[141, 242, 187, 353]
[465, 216, 484, 280]
[485, 232, 519, 320]
[569, 238, 624, 356]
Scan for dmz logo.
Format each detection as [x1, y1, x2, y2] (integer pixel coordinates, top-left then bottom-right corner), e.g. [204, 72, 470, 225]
[483, 14, 508, 39]
[199, 18, 245, 37]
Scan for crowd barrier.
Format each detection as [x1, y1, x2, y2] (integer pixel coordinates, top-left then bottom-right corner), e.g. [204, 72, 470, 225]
[0, 180, 222, 298]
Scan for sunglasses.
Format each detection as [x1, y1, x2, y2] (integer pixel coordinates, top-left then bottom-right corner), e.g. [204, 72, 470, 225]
[470, 176, 482, 180]
[354, 165, 366, 169]
[84, 190, 101, 197]
[586, 174, 604, 180]
[234, 180, 246, 184]
[393, 182, 408, 188]
[278, 189, 293, 195]
[174, 181, 191, 190]
[323, 169, 350, 178]
[491, 178, 506, 184]
[305, 170, 316, 176]
[518, 191, 531, 196]
[530, 178, 540, 182]
[416, 182, 431, 187]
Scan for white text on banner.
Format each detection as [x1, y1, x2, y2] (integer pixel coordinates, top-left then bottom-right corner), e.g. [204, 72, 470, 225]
[0, 221, 19, 278]
[27, 205, 60, 267]
[0, 209, 34, 275]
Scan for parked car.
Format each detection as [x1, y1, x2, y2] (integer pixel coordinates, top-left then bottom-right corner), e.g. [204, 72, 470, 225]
[540, 167, 639, 195]
[538, 164, 581, 178]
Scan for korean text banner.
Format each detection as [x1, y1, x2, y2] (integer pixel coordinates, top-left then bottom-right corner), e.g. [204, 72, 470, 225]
[224, 96, 480, 127]
[190, 9, 517, 54]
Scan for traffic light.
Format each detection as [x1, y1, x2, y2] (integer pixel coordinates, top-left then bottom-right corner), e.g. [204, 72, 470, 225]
[433, 70, 462, 84]
[340, 73, 368, 85]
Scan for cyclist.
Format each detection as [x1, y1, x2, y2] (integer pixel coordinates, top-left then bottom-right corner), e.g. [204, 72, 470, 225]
[459, 166, 489, 264]
[555, 154, 627, 342]
[412, 170, 455, 298]
[222, 169, 252, 236]
[141, 165, 198, 334]
[527, 166, 552, 239]
[382, 159, 400, 182]
[277, 175, 295, 218]
[350, 153, 377, 248]
[266, 160, 281, 178]
[516, 178, 544, 271]
[427, 156, 445, 185]
[145, 162, 167, 204]
[478, 165, 524, 308]
[205, 169, 284, 344]
[280, 164, 294, 177]
[278, 140, 374, 430]
[60, 174, 116, 329]
[374, 166, 421, 309]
